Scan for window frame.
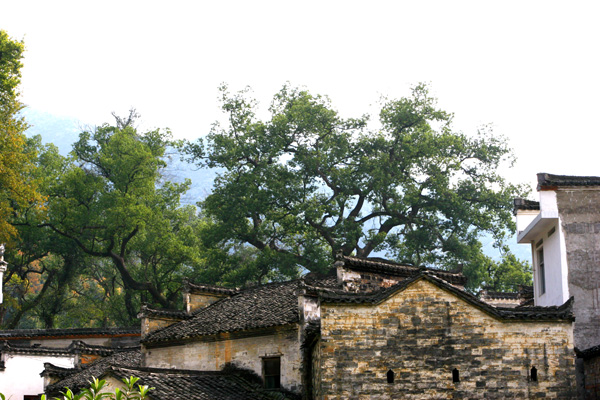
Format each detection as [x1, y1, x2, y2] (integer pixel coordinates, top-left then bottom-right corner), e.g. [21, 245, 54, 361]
[262, 356, 281, 389]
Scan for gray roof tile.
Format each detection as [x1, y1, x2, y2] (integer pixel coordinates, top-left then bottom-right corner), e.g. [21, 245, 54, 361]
[143, 280, 301, 345]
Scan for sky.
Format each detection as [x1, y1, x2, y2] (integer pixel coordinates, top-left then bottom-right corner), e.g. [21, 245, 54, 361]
[2, 0, 600, 194]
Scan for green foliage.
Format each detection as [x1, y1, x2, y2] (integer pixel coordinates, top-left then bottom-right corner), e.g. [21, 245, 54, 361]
[36, 376, 153, 400]
[0, 30, 44, 244]
[484, 248, 532, 292]
[186, 83, 528, 288]
[2, 111, 209, 327]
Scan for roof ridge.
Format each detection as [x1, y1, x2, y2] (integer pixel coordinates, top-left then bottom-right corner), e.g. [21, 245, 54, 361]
[319, 272, 574, 322]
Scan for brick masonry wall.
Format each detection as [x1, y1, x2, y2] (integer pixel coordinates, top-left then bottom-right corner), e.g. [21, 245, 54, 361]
[186, 293, 228, 313]
[143, 325, 303, 393]
[556, 189, 600, 351]
[141, 316, 184, 336]
[317, 279, 576, 400]
[339, 267, 403, 293]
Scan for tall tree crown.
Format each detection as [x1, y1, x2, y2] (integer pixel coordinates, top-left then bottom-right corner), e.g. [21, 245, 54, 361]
[187, 83, 527, 288]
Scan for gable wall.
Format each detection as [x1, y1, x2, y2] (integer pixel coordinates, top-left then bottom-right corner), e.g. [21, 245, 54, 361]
[555, 189, 600, 351]
[143, 325, 303, 393]
[317, 279, 576, 399]
[185, 292, 228, 313]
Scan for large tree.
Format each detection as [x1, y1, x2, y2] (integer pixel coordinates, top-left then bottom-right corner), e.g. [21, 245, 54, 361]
[0, 30, 43, 244]
[186, 84, 528, 288]
[25, 112, 204, 322]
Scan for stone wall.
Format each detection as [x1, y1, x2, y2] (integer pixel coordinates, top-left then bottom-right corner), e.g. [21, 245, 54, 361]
[556, 189, 600, 351]
[337, 267, 403, 293]
[316, 279, 576, 399]
[584, 355, 600, 399]
[140, 315, 184, 336]
[184, 292, 228, 313]
[143, 324, 303, 393]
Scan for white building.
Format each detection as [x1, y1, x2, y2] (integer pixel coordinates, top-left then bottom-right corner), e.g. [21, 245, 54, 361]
[0, 328, 140, 400]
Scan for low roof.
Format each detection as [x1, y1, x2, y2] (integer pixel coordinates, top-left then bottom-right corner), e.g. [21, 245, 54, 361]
[317, 272, 574, 322]
[513, 198, 540, 214]
[45, 351, 299, 399]
[0, 327, 140, 340]
[182, 280, 239, 296]
[105, 366, 299, 400]
[338, 255, 468, 286]
[143, 280, 301, 346]
[44, 349, 142, 394]
[537, 173, 600, 190]
[137, 304, 191, 320]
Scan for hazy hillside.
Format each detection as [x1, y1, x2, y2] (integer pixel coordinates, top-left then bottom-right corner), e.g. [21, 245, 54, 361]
[22, 108, 217, 206]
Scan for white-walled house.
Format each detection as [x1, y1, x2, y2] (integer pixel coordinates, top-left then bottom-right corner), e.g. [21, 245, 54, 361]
[0, 328, 140, 399]
[515, 191, 570, 307]
[0, 345, 75, 399]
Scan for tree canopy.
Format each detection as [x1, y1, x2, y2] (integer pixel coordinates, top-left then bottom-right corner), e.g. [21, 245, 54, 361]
[0, 30, 44, 244]
[2, 111, 210, 327]
[186, 83, 528, 289]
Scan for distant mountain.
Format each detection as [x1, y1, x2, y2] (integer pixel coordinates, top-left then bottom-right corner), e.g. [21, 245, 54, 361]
[22, 108, 217, 206]
[22, 108, 82, 155]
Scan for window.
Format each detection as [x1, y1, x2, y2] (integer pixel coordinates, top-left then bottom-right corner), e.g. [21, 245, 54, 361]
[452, 368, 460, 383]
[263, 357, 281, 389]
[531, 366, 538, 382]
[538, 248, 545, 295]
[387, 369, 395, 383]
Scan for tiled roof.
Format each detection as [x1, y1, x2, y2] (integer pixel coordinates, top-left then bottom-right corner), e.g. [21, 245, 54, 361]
[481, 290, 520, 300]
[513, 198, 540, 214]
[105, 366, 300, 400]
[46, 352, 299, 399]
[45, 349, 142, 394]
[537, 173, 600, 189]
[0, 327, 140, 340]
[318, 272, 574, 322]
[41, 362, 76, 379]
[143, 280, 301, 345]
[0, 339, 137, 361]
[0, 341, 74, 357]
[338, 255, 468, 285]
[137, 304, 191, 320]
[182, 280, 239, 296]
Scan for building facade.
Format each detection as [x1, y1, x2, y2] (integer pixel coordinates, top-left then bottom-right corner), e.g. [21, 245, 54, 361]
[515, 173, 600, 399]
[46, 255, 577, 399]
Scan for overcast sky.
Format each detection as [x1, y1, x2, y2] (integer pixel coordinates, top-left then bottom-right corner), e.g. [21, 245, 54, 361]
[2, 0, 599, 193]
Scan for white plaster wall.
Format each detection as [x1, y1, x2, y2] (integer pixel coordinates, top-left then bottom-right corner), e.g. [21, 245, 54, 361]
[535, 223, 569, 306]
[540, 191, 558, 212]
[144, 327, 303, 392]
[516, 210, 540, 233]
[0, 354, 74, 398]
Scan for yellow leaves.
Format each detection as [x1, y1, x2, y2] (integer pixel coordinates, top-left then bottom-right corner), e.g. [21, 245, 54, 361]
[0, 30, 45, 244]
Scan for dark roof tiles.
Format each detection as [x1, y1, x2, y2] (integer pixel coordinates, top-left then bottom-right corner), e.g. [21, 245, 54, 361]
[318, 272, 574, 322]
[106, 366, 299, 400]
[138, 304, 191, 320]
[182, 280, 239, 296]
[45, 349, 142, 394]
[0, 327, 140, 340]
[339, 255, 468, 285]
[143, 280, 301, 345]
[513, 198, 540, 214]
[537, 173, 600, 189]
